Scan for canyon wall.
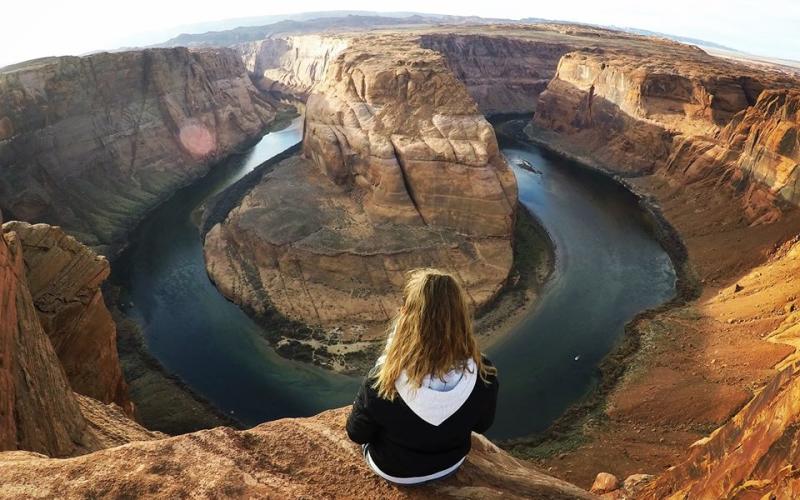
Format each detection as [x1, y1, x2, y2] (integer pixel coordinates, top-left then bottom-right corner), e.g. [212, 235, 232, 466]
[2, 222, 131, 413]
[419, 33, 574, 115]
[409, 28, 798, 222]
[238, 35, 349, 98]
[204, 33, 517, 371]
[0, 47, 275, 254]
[641, 238, 800, 498]
[510, 34, 800, 486]
[0, 213, 158, 457]
[530, 49, 798, 221]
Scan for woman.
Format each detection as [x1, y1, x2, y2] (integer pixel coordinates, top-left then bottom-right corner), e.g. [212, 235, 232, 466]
[346, 268, 499, 485]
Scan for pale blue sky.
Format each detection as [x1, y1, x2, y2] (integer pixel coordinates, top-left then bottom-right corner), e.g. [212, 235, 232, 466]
[1, 0, 798, 67]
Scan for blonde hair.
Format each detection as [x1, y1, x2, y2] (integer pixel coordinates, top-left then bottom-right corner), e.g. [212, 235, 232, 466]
[373, 268, 496, 400]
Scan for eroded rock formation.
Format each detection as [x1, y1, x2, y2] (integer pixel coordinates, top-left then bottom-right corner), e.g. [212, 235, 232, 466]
[530, 48, 798, 221]
[204, 34, 517, 370]
[629, 237, 800, 499]
[0, 407, 592, 499]
[419, 33, 573, 115]
[0, 219, 87, 456]
[2, 222, 131, 413]
[501, 30, 800, 487]
[0, 213, 159, 457]
[0, 47, 275, 254]
[239, 35, 349, 98]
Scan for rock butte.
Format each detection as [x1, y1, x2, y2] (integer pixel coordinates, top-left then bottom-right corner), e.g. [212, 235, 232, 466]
[204, 33, 517, 371]
[0, 20, 798, 499]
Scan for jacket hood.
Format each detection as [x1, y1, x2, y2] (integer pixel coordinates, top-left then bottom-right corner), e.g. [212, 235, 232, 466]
[394, 359, 477, 426]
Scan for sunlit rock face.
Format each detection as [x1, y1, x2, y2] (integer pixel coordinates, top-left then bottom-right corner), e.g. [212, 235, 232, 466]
[0, 47, 274, 254]
[239, 35, 349, 98]
[530, 49, 799, 222]
[719, 90, 800, 208]
[2, 221, 131, 414]
[419, 33, 573, 115]
[0, 213, 159, 457]
[204, 34, 516, 370]
[302, 34, 517, 237]
[646, 350, 800, 498]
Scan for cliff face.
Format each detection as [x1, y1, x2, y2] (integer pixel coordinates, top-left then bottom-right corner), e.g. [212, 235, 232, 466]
[718, 90, 800, 207]
[512, 36, 800, 485]
[0, 218, 87, 456]
[301, 34, 516, 236]
[204, 34, 516, 371]
[2, 222, 131, 413]
[239, 35, 349, 98]
[0, 47, 274, 254]
[0, 407, 592, 499]
[530, 49, 798, 221]
[0, 213, 159, 457]
[643, 241, 800, 499]
[419, 33, 574, 115]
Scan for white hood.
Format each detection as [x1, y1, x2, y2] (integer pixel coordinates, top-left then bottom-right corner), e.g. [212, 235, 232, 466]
[395, 358, 477, 426]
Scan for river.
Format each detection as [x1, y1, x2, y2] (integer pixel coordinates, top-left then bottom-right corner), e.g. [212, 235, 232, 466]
[110, 116, 676, 438]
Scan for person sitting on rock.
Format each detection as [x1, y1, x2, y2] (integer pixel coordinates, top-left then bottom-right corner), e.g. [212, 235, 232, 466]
[346, 268, 499, 485]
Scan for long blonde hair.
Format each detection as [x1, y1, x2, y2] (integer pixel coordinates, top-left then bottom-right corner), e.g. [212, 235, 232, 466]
[373, 268, 496, 400]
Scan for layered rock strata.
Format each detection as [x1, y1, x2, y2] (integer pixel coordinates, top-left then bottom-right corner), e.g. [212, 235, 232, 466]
[2, 222, 131, 413]
[0, 47, 274, 254]
[239, 35, 349, 98]
[0, 218, 87, 456]
[205, 34, 517, 370]
[0, 213, 159, 457]
[512, 35, 800, 487]
[419, 33, 574, 114]
[531, 49, 798, 220]
[0, 407, 592, 499]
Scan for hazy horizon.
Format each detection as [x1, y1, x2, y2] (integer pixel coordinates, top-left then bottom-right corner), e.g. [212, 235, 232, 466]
[2, 1, 798, 68]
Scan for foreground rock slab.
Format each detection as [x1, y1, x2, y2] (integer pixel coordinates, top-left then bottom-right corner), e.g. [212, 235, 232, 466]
[0, 408, 592, 499]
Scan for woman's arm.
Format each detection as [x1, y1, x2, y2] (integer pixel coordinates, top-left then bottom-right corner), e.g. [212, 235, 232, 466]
[346, 378, 378, 444]
[473, 373, 499, 435]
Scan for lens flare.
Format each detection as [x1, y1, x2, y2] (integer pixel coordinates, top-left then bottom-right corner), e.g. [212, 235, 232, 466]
[178, 122, 215, 158]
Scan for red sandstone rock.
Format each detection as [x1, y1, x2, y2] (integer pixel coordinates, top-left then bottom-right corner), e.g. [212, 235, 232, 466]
[530, 48, 798, 221]
[0, 213, 160, 457]
[0, 218, 88, 456]
[2, 222, 131, 414]
[590, 472, 620, 494]
[0, 407, 592, 499]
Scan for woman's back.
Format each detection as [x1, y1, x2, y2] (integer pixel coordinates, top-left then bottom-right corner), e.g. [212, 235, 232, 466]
[345, 269, 499, 485]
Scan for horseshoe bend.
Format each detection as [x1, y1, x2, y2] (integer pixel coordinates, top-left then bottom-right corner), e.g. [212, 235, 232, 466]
[1, 14, 800, 499]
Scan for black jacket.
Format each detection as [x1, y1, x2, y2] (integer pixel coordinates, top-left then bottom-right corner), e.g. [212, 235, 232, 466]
[345, 357, 498, 478]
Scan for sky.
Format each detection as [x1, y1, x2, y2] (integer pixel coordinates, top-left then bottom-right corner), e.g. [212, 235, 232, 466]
[1, 0, 798, 67]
